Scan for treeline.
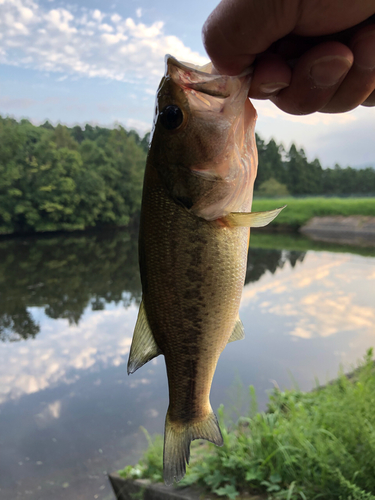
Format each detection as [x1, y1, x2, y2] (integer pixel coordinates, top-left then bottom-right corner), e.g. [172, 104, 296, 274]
[0, 116, 149, 234]
[256, 136, 375, 196]
[0, 115, 374, 235]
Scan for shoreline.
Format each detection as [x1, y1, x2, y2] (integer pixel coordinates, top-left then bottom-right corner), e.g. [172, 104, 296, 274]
[2, 215, 375, 248]
[299, 215, 375, 247]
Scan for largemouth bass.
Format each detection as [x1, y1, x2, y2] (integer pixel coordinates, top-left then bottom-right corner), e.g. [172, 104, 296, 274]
[127, 55, 284, 485]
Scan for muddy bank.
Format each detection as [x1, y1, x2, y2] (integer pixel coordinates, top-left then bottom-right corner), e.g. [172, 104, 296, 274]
[300, 216, 375, 247]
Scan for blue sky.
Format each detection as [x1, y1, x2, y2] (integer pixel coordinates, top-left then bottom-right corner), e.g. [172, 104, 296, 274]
[0, 0, 374, 168]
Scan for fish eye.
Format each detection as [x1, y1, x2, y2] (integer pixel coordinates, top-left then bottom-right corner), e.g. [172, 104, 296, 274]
[159, 105, 183, 130]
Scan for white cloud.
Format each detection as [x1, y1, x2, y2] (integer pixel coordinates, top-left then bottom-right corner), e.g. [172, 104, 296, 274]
[124, 117, 151, 134]
[311, 109, 375, 167]
[111, 13, 121, 23]
[255, 100, 374, 166]
[136, 8, 142, 18]
[19, 6, 34, 21]
[98, 22, 113, 32]
[13, 21, 29, 33]
[0, 0, 208, 85]
[92, 8, 104, 22]
[101, 32, 127, 45]
[44, 8, 77, 34]
[255, 100, 357, 126]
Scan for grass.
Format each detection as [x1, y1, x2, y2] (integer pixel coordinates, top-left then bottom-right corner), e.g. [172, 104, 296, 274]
[120, 349, 375, 500]
[251, 197, 375, 230]
[249, 232, 375, 257]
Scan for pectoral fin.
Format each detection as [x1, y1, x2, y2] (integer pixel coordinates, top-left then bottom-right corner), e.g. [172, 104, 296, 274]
[127, 300, 162, 375]
[223, 205, 286, 228]
[227, 317, 245, 343]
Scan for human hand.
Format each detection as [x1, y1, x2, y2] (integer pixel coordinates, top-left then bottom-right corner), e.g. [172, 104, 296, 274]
[203, 0, 375, 114]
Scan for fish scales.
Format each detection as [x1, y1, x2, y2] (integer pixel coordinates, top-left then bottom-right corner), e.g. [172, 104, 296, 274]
[127, 54, 284, 485]
[140, 162, 249, 424]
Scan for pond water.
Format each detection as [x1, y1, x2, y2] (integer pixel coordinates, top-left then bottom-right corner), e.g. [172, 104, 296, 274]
[0, 230, 374, 500]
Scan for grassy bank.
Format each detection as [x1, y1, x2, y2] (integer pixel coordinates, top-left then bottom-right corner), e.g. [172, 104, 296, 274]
[120, 350, 375, 499]
[251, 197, 375, 230]
[249, 232, 375, 257]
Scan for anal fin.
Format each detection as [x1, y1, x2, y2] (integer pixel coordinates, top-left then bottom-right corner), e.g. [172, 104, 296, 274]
[223, 205, 286, 228]
[127, 300, 162, 375]
[227, 316, 245, 343]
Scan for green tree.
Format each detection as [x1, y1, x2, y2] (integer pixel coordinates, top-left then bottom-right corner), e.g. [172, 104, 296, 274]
[256, 136, 286, 188]
[1, 114, 374, 236]
[0, 116, 147, 234]
[256, 177, 289, 197]
[286, 144, 322, 195]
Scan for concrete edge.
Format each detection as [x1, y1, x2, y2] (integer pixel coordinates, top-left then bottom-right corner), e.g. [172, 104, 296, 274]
[108, 473, 206, 500]
[299, 215, 375, 247]
[108, 473, 266, 500]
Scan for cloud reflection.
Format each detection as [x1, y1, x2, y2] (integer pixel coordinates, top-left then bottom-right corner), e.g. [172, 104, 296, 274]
[0, 306, 137, 404]
[285, 293, 375, 339]
[35, 400, 62, 427]
[241, 252, 375, 345]
[1, 249, 374, 407]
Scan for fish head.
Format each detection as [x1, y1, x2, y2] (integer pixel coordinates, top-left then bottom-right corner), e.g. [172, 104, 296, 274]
[148, 55, 258, 220]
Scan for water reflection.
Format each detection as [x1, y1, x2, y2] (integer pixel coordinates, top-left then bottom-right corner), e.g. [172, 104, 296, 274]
[245, 248, 306, 284]
[0, 230, 305, 342]
[0, 230, 141, 342]
[0, 230, 374, 500]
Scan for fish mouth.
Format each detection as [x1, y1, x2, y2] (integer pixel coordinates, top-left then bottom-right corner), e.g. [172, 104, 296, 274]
[164, 54, 252, 100]
[156, 55, 257, 221]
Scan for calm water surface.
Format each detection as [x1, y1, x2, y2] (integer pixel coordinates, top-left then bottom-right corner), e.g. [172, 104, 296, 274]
[0, 230, 374, 500]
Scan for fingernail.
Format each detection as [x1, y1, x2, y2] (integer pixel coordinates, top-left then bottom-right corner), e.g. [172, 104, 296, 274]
[259, 82, 289, 94]
[352, 31, 375, 70]
[310, 56, 352, 88]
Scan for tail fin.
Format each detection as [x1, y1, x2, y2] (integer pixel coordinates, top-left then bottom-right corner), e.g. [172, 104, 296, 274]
[163, 409, 223, 485]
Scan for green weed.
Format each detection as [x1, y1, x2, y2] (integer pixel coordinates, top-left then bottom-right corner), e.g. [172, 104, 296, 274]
[119, 428, 164, 483]
[120, 349, 375, 499]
